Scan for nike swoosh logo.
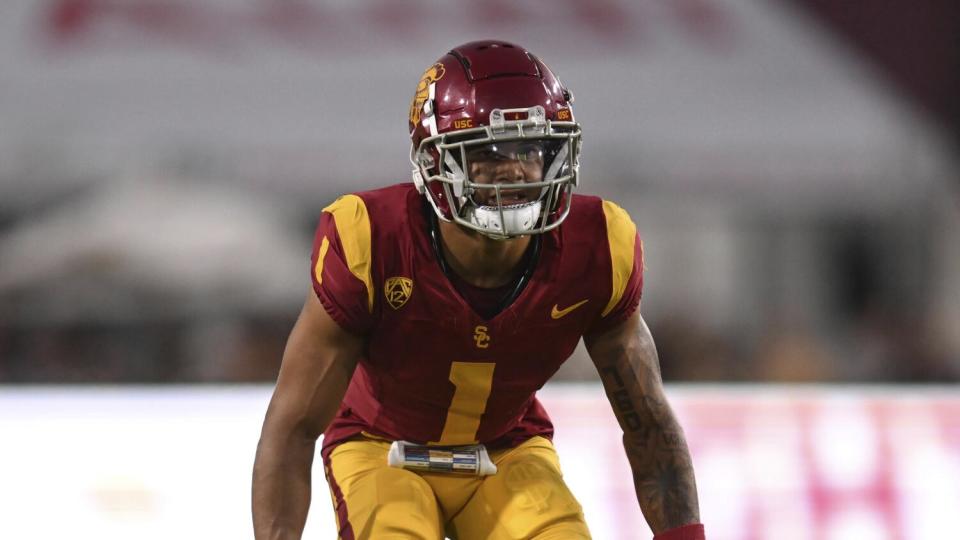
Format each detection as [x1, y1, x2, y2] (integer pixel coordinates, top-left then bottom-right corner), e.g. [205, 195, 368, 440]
[551, 299, 589, 319]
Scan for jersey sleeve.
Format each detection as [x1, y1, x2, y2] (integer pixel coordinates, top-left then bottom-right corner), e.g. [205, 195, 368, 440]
[310, 194, 376, 335]
[588, 200, 644, 334]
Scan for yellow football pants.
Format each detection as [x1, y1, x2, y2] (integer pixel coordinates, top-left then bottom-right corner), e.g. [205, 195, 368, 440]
[323, 435, 592, 540]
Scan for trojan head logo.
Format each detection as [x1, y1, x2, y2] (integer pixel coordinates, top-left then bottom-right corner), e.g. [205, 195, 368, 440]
[384, 277, 414, 310]
[409, 62, 445, 126]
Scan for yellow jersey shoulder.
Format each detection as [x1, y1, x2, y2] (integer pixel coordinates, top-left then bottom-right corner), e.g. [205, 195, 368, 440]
[600, 199, 640, 317]
[321, 194, 375, 313]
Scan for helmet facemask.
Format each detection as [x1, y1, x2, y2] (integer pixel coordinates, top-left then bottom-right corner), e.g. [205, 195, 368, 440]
[411, 105, 582, 239]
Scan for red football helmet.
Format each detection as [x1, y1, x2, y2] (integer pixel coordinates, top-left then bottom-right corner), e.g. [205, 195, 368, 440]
[409, 40, 582, 239]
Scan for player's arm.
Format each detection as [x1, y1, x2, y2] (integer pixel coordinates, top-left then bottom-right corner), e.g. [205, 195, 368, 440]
[585, 311, 704, 539]
[252, 289, 364, 540]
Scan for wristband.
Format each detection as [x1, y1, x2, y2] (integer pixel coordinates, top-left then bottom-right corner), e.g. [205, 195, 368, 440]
[653, 523, 705, 540]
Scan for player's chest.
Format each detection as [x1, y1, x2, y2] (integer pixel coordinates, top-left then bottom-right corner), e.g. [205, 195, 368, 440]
[368, 264, 596, 379]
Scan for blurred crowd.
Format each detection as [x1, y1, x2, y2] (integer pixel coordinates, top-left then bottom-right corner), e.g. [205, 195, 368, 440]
[2, 281, 956, 385]
[653, 309, 958, 383]
[0, 315, 292, 383]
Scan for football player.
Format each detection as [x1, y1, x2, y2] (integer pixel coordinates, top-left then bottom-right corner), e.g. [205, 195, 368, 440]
[253, 40, 704, 540]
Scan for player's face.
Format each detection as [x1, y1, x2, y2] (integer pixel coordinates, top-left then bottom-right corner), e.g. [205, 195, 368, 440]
[466, 141, 545, 206]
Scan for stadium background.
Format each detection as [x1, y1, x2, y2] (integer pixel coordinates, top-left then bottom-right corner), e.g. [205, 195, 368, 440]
[0, 0, 957, 538]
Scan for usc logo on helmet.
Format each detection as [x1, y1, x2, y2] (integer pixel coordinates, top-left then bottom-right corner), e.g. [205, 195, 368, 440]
[453, 118, 474, 129]
[409, 62, 446, 126]
[384, 277, 414, 310]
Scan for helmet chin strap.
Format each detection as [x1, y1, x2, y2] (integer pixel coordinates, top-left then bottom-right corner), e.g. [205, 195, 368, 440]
[463, 200, 543, 239]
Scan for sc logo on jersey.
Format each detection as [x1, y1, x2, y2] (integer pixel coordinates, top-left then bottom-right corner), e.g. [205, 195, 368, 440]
[473, 325, 490, 349]
[384, 277, 413, 310]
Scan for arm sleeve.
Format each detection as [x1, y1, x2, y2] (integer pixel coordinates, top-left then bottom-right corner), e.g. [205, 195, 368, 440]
[588, 200, 644, 334]
[310, 195, 376, 335]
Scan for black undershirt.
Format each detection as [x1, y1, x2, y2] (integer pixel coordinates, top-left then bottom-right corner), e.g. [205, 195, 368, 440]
[446, 271, 517, 320]
[425, 201, 540, 319]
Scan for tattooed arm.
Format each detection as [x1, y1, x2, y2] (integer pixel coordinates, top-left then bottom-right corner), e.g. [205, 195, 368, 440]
[584, 311, 701, 535]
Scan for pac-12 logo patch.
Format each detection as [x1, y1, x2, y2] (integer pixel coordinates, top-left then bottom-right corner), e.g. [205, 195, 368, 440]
[409, 62, 445, 126]
[384, 277, 414, 310]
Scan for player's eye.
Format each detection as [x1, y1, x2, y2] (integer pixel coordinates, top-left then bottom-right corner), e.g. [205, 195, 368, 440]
[516, 145, 543, 162]
[466, 143, 545, 164]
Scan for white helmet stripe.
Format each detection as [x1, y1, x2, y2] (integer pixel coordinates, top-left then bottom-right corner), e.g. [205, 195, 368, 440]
[443, 150, 466, 198]
[422, 82, 439, 137]
[543, 140, 570, 181]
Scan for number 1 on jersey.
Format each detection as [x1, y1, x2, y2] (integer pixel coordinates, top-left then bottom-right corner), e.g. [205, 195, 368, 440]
[433, 362, 496, 445]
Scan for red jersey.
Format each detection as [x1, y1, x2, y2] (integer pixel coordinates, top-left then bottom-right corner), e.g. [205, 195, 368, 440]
[312, 183, 643, 456]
